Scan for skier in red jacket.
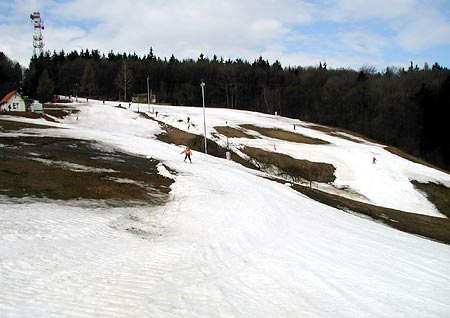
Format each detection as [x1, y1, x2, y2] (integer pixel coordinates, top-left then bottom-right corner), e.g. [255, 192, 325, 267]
[181, 147, 192, 163]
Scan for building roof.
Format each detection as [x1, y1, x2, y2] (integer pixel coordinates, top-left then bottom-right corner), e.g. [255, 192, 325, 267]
[0, 90, 19, 105]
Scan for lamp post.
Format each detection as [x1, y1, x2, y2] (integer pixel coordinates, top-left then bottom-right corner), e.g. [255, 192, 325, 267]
[200, 81, 207, 154]
[147, 76, 150, 113]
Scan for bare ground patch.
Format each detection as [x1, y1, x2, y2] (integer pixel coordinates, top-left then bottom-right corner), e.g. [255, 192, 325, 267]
[155, 121, 257, 169]
[0, 121, 172, 206]
[0, 111, 57, 122]
[412, 181, 450, 218]
[0, 118, 54, 131]
[241, 124, 329, 144]
[241, 146, 336, 184]
[0, 106, 78, 122]
[214, 126, 256, 139]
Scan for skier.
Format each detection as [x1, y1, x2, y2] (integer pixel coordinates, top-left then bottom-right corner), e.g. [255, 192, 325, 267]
[372, 156, 377, 164]
[181, 147, 192, 163]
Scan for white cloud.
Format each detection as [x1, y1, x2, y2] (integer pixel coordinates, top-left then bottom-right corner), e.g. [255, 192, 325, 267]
[0, 23, 31, 65]
[1, 0, 450, 69]
[338, 30, 388, 56]
[324, 0, 417, 21]
[394, 10, 450, 52]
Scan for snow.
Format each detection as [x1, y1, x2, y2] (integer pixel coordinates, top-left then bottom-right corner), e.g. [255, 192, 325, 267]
[139, 103, 450, 216]
[1, 100, 450, 317]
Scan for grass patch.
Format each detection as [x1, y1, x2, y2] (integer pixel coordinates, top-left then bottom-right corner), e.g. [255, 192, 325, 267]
[242, 146, 335, 184]
[241, 124, 329, 145]
[0, 111, 42, 119]
[412, 181, 450, 218]
[214, 126, 256, 139]
[328, 132, 364, 143]
[288, 183, 450, 245]
[156, 122, 256, 169]
[0, 129, 172, 205]
[0, 119, 54, 131]
[44, 109, 79, 119]
[0, 110, 71, 122]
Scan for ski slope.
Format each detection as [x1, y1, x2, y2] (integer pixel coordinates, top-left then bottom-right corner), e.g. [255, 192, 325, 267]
[1, 100, 450, 317]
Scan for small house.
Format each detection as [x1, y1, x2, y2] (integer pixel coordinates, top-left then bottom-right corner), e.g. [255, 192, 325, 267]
[30, 100, 43, 112]
[0, 90, 26, 112]
[132, 92, 157, 103]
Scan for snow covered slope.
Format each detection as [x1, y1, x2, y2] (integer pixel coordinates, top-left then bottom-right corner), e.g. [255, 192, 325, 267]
[1, 101, 450, 317]
[135, 102, 450, 217]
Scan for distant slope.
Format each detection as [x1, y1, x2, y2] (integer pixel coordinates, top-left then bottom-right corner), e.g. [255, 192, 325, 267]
[142, 103, 450, 217]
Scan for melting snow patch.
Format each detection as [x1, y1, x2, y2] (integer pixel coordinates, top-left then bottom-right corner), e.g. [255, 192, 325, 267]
[31, 157, 117, 173]
[157, 163, 176, 179]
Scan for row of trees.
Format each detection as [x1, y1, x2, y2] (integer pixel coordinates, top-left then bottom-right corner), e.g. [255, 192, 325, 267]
[0, 52, 23, 99]
[1, 49, 449, 170]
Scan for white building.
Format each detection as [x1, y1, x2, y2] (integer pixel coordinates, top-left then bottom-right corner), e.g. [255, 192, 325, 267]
[30, 100, 43, 112]
[0, 90, 26, 112]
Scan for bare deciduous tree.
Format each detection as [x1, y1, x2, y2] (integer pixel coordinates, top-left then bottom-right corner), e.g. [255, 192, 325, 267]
[115, 61, 133, 101]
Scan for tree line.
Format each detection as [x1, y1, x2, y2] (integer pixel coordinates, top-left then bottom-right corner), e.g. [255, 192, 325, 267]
[1, 49, 449, 170]
[0, 52, 23, 99]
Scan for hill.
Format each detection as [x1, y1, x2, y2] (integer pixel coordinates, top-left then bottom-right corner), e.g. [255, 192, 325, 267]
[1, 100, 450, 317]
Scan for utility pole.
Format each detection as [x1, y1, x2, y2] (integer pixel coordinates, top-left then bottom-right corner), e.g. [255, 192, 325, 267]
[201, 81, 207, 154]
[147, 76, 150, 113]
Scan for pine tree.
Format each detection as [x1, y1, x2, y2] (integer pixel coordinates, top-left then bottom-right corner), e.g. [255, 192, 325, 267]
[36, 69, 54, 102]
[80, 61, 96, 98]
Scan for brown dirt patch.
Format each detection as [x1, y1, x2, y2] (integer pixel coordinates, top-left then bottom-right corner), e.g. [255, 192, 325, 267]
[242, 146, 336, 184]
[0, 121, 173, 205]
[0, 111, 42, 119]
[412, 181, 450, 218]
[241, 124, 329, 144]
[214, 126, 256, 139]
[155, 121, 257, 169]
[0, 119, 54, 131]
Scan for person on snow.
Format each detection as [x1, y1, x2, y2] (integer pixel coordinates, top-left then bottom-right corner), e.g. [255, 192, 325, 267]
[372, 156, 377, 164]
[181, 147, 192, 163]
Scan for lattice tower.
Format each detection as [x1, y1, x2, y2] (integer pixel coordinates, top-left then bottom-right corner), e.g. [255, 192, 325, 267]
[30, 11, 44, 56]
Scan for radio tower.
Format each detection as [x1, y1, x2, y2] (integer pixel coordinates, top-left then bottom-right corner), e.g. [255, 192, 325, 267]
[30, 11, 44, 56]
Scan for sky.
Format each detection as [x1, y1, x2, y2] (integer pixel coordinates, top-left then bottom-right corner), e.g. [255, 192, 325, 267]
[1, 0, 450, 70]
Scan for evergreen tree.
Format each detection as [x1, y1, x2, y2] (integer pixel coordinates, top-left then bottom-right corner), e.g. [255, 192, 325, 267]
[0, 52, 23, 98]
[80, 61, 96, 98]
[36, 69, 54, 101]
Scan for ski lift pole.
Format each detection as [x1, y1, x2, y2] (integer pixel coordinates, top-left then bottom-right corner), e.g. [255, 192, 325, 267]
[147, 76, 150, 113]
[201, 81, 207, 154]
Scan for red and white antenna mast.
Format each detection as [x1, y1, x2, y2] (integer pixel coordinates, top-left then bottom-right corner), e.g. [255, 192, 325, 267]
[30, 11, 44, 56]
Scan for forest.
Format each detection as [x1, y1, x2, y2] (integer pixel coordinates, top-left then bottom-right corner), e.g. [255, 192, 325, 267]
[1, 49, 449, 170]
